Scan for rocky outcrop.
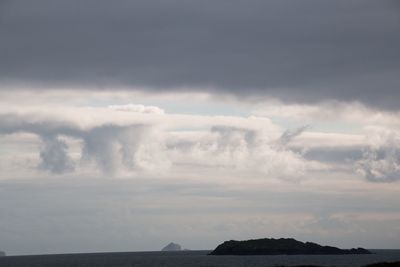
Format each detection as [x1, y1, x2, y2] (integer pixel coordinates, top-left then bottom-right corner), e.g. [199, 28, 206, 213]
[0, 251, 5, 257]
[210, 238, 371, 255]
[161, 242, 182, 251]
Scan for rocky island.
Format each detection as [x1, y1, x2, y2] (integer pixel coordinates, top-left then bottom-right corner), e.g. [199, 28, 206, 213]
[209, 238, 371, 255]
[161, 242, 182, 251]
[0, 251, 5, 257]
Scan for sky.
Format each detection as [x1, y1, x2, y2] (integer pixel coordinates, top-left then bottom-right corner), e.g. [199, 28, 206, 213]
[1, 0, 400, 255]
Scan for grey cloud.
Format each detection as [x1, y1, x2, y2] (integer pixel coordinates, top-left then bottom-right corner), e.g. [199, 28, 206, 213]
[81, 124, 152, 174]
[303, 146, 364, 164]
[357, 146, 400, 183]
[1, 1, 400, 109]
[0, 114, 155, 174]
[356, 130, 400, 182]
[0, 114, 80, 137]
[0, 114, 79, 174]
[39, 136, 74, 174]
[210, 126, 257, 150]
[279, 125, 310, 147]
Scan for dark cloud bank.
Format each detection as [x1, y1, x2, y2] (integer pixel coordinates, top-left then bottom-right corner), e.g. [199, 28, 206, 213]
[1, 0, 400, 109]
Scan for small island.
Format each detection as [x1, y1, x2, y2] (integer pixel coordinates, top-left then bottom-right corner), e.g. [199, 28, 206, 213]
[209, 238, 371, 255]
[161, 242, 182, 251]
[0, 251, 5, 257]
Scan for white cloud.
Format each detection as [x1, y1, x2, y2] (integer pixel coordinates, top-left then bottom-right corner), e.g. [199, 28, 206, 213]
[253, 100, 400, 127]
[108, 104, 165, 114]
[167, 125, 322, 180]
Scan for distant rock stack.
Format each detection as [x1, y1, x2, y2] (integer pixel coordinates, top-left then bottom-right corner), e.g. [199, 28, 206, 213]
[161, 242, 182, 251]
[0, 251, 5, 257]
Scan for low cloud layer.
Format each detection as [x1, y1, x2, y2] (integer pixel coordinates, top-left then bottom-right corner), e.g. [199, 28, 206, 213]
[0, 109, 314, 179]
[1, 1, 400, 109]
[1, 102, 399, 182]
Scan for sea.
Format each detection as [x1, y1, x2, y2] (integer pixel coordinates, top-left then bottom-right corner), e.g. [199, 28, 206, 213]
[1, 250, 400, 267]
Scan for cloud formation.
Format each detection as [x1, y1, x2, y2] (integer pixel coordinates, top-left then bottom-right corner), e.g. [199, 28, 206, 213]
[167, 125, 317, 180]
[0, 109, 313, 179]
[279, 125, 310, 147]
[1, 102, 400, 182]
[39, 136, 74, 174]
[356, 127, 400, 182]
[1, 1, 400, 109]
[0, 113, 163, 175]
[81, 124, 167, 175]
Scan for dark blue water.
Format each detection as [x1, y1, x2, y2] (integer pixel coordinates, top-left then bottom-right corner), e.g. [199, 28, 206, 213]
[1, 250, 400, 267]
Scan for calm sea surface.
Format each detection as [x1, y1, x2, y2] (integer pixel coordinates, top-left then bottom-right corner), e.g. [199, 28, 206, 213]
[1, 250, 400, 267]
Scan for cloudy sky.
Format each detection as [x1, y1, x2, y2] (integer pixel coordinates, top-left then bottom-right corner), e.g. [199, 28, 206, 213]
[1, 0, 400, 255]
